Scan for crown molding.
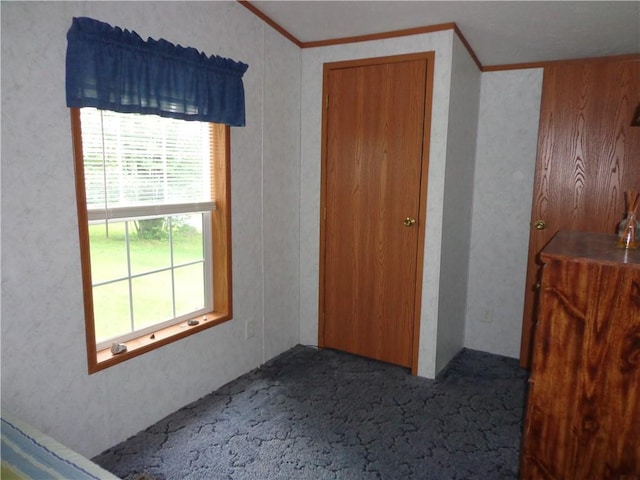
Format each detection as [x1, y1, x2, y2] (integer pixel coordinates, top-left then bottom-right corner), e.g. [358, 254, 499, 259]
[238, 0, 482, 70]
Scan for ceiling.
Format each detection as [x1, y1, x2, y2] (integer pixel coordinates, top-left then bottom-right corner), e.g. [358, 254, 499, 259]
[249, 1, 640, 67]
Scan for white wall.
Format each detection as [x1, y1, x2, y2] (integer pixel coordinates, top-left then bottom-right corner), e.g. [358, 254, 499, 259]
[464, 68, 543, 358]
[435, 35, 481, 373]
[299, 33, 540, 373]
[1, 0, 544, 458]
[299, 31, 457, 378]
[1, 1, 300, 457]
[262, 26, 302, 361]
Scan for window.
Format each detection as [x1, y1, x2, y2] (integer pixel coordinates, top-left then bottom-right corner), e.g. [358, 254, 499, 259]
[71, 108, 232, 373]
[65, 16, 245, 372]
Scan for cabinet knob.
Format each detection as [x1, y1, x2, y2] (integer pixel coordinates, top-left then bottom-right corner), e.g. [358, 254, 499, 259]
[534, 220, 546, 230]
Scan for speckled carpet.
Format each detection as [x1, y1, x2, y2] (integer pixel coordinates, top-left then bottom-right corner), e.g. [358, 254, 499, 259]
[93, 345, 528, 480]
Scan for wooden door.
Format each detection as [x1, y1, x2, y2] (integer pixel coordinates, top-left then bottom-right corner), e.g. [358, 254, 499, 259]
[520, 57, 640, 367]
[319, 53, 432, 370]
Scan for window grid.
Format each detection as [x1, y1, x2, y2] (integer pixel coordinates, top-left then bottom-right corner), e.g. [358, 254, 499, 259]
[92, 214, 212, 350]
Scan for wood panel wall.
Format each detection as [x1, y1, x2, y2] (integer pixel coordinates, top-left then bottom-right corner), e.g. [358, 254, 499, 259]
[520, 56, 640, 367]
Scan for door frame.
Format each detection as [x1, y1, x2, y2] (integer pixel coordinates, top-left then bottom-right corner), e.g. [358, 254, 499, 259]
[317, 51, 435, 375]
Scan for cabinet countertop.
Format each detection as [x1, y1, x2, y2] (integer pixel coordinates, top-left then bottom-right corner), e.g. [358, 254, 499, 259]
[541, 230, 640, 268]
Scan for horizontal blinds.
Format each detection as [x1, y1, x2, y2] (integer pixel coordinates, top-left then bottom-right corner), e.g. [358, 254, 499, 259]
[80, 108, 212, 213]
[87, 201, 216, 222]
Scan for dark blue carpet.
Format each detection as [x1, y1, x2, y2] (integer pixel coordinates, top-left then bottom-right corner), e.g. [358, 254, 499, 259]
[93, 345, 528, 479]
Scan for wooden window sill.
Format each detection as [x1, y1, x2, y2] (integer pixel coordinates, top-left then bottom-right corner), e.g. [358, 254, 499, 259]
[93, 312, 231, 372]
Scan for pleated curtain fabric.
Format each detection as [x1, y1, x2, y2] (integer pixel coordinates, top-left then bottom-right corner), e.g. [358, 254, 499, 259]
[65, 17, 248, 126]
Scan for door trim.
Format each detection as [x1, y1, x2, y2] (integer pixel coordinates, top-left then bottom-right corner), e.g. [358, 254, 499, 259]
[317, 51, 435, 375]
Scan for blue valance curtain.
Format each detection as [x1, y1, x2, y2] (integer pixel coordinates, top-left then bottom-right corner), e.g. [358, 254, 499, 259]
[66, 17, 249, 126]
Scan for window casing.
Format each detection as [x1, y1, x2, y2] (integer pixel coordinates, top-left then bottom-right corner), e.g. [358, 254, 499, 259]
[71, 108, 232, 373]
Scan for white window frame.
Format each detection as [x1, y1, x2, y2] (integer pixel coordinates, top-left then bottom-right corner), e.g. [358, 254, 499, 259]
[91, 211, 214, 351]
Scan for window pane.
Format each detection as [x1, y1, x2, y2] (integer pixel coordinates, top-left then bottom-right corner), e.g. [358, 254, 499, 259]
[132, 271, 173, 330]
[172, 213, 205, 265]
[129, 218, 171, 275]
[89, 222, 128, 283]
[174, 263, 206, 317]
[93, 281, 131, 343]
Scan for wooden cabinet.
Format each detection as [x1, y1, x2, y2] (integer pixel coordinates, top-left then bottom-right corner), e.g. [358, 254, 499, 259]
[521, 230, 640, 479]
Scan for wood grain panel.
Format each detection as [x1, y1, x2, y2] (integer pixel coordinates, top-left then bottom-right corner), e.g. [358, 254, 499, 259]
[521, 231, 640, 479]
[520, 57, 640, 367]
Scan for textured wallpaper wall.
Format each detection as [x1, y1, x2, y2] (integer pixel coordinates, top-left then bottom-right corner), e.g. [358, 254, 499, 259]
[1, 0, 542, 459]
[1, 1, 300, 457]
[465, 69, 543, 358]
[436, 34, 482, 373]
[299, 35, 541, 374]
[299, 31, 456, 378]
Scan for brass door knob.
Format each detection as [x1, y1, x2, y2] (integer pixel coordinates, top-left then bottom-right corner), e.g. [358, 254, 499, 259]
[534, 220, 546, 230]
[403, 217, 416, 227]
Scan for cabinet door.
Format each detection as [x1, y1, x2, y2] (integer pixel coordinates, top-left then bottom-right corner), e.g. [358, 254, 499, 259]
[521, 258, 640, 478]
